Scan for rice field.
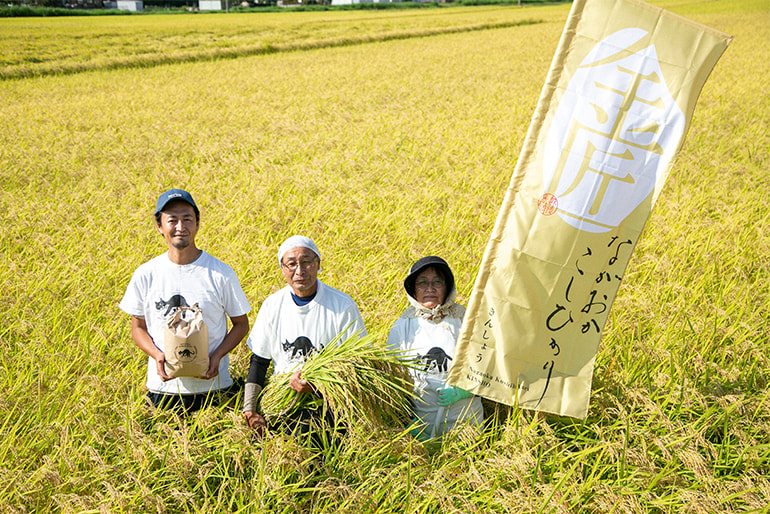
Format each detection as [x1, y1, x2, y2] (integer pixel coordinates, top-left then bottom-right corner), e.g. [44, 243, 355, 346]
[0, 6, 545, 79]
[0, 0, 768, 512]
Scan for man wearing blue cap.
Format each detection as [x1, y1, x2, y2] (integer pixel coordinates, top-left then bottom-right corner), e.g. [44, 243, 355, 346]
[119, 189, 251, 413]
[243, 235, 366, 437]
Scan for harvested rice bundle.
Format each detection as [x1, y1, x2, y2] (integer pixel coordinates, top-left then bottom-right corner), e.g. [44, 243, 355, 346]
[260, 331, 415, 429]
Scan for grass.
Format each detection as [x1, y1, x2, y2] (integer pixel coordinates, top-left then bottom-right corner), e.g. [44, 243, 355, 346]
[0, 0, 768, 511]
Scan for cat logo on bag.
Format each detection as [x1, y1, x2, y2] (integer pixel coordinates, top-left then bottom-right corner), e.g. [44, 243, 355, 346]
[175, 343, 198, 362]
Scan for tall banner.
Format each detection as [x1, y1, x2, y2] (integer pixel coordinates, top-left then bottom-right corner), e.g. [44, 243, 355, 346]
[447, 0, 731, 419]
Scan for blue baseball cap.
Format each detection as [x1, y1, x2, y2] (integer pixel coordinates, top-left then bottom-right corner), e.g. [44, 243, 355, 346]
[154, 189, 198, 216]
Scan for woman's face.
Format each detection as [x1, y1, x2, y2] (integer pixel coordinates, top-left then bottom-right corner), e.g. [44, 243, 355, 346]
[414, 267, 447, 309]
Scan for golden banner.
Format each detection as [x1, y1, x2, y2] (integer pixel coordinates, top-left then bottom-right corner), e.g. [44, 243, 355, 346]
[447, 0, 731, 418]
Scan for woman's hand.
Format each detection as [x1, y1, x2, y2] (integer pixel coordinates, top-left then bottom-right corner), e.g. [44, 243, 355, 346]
[437, 385, 473, 406]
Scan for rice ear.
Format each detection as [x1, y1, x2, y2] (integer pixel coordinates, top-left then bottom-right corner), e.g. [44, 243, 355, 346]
[259, 330, 417, 430]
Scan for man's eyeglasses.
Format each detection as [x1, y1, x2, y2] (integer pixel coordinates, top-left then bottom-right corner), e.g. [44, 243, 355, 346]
[415, 279, 445, 289]
[281, 259, 318, 272]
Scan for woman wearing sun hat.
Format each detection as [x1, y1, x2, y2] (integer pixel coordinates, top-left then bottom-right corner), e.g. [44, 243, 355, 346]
[387, 256, 484, 440]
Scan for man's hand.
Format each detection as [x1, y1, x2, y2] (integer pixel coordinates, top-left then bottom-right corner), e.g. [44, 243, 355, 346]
[130, 316, 173, 381]
[200, 314, 249, 380]
[289, 369, 314, 394]
[155, 352, 172, 382]
[244, 411, 267, 437]
[200, 354, 221, 380]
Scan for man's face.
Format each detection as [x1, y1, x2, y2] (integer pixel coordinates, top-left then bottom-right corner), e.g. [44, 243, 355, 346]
[281, 247, 319, 297]
[157, 201, 199, 251]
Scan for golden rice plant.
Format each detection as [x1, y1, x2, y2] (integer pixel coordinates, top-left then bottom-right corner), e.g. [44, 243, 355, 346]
[260, 331, 415, 429]
[0, 7, 549, 80]
[0, 0, 768, 511]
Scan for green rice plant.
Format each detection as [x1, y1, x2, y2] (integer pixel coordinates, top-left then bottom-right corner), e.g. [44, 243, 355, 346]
[260, 331, 415, 430]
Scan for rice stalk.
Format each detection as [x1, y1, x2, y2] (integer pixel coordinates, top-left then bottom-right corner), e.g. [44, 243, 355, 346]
[259, 331, 415, 430]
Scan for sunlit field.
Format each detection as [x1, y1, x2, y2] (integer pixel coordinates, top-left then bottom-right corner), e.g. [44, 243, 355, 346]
[0, 6, 546, 79]
[0, 0, 768, 512]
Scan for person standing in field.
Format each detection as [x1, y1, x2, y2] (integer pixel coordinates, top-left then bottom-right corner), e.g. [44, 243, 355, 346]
[242, 235, 367, 437]
[387, 256, 484, 440]
[119, 189, 251, 413]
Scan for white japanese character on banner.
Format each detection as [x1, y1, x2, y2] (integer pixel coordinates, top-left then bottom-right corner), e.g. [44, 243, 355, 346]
[542, 28, 686, 233]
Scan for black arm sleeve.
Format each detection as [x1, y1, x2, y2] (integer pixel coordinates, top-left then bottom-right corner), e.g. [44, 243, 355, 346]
[246, 353, 271, 388]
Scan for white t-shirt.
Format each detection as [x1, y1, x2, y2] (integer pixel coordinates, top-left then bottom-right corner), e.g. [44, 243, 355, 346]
[119, 251, 251, 395]
[246, 280, 366, 375]
[387, 299, 484, 437]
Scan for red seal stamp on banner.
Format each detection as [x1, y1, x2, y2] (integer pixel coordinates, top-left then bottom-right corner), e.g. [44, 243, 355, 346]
[538, 193, 558, 216]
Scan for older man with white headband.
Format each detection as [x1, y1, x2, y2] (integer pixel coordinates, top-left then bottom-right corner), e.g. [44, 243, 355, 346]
[243, 235, 367, 438]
